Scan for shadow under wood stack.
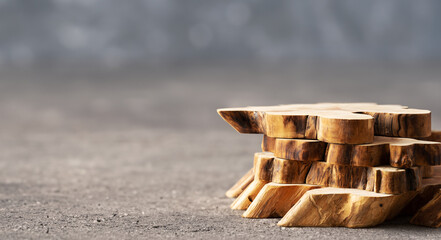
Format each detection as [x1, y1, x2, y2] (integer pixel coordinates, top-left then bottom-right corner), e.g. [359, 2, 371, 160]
[218, 103, 441, 228]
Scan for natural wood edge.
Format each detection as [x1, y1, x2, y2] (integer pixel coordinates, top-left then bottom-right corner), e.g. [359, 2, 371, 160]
[278, 188, 416, 228]
[261, 135, 276, 152]
[242, 183, 320, 218]
[265, 136, 441, 168]
[218, 104, 431, 142]
[422, 166, 434, 179]
[306, 162, 422, 194]
[230, 180, 268, 210]
[410, 188, 441, 227]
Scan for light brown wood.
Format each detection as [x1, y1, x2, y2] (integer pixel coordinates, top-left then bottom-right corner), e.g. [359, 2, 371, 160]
[410, 188, 441, 227]
[267, 135, 441, 168]
[278, 188, 416, 228]
[242, 183, 321, 218]
[271, 157, 312, 184]
[230, 152, 274, 210]
[327, 136, 441, 168]
[306, 161, 422, 194]
[218, 103, 431, 144]
[274, 138, 326, 161]
[261, 135, 276, 152]
[226, 168, 254, 198]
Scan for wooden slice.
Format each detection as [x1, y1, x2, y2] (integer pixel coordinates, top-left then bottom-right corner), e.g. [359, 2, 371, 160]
[274, 138, 326, 161]
[271, 157, 312, 184]
[230, 180, 267, 210]
[278, 188, 416, 228]
[408, 166, 441, 227]
[225, 168, 254, 198]
[270, 136, 441, 168]
[387, 137, 441, 168]
[327, 136, 441, 168]
[242, 183, 321, 218]
[422, 166, 434, 178]
[261, 135, 276, 152]
[410, 189, 441, 227]
[306, 161, 422, 194]
[403, 166, 441, 217]
[218, 103, 431, 144]
[230, 152, 274, 210]
[419, 131, 441, 142]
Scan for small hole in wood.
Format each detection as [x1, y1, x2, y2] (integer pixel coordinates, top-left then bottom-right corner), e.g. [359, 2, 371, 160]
[248, 196, 253, 202]
[379, 204, 383, 207]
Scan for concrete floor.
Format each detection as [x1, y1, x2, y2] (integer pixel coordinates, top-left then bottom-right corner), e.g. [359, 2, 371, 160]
[0, 64, 441, 239]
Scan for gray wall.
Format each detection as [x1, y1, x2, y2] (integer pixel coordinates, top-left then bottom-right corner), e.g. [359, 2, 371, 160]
[1, 0, 441, 67]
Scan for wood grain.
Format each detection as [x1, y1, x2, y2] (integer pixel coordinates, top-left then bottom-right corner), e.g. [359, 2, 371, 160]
[242, 183, 321, 218]
[410, 188, 441, 227]
[265, 135, 441, 168]
[230, 152, 274, 210]
[278, 188, 416, 228]
[274, 138, 326, 161]
[271, 157, 312, 184]
[306, 161, 422, 194]
[218, 103, 431, 144]
[261, 135, 276, 152]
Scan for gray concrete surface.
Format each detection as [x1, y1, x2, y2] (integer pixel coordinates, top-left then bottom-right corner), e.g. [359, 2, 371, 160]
[0, 64, 441, 239]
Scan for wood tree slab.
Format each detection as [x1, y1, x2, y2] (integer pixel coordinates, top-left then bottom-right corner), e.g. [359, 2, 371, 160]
[242, 183, 321, 218]
[329, 137, 441, 168]
[230, 152, 274, 210]
[422, 166, 434, 178]
[218, 103, 431, 144]
[278, 188, 417, 228]
[261, 135, 276, 152]
[274, 138, 326, 161]
[226, 168, 254, 198]
[306, 162, 422, 194]
[410, 189, 441, 227]
[404, 166, 441, 216]
[271, 157, 312, 184]
[420, 131, 441, 142]
[263, 135, 441, 168]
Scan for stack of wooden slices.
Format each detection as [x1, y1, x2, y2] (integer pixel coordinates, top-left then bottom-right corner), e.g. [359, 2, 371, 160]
[218, 103, 441, 228]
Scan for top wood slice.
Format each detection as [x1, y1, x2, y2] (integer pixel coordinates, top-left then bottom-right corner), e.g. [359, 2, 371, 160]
[218, 103, 431, 144]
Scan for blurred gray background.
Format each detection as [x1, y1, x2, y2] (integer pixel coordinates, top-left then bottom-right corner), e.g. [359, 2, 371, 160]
[1, 1, 441, 239]
[1, 0, 441, 67]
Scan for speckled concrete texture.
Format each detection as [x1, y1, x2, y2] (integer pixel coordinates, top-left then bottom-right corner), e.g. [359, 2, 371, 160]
[0, 65, 440, 239]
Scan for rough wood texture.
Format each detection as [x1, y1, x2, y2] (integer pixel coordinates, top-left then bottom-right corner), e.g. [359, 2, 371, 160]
[274, 138, 326, 161]
[404, 166, 441, 216]
[387, 137, 441, 168]
[261, 135, 276, 152]
[272, 157, 311, 184]
[242, 183, 321, 218]
[266, 135, 441, 168]
[278, 188, 416, 228]
[218, 103, 431, 144]
[264, 110, 375, 144]
[328, 136, 441, 168]
[230, 180, 267, 210]
[420, 131, 441, 142]
[306, 161, 422, 194]
[410, 189, 441, 227]
[230, 152, 274, 210]
[422, 166, 434, 178]
[226, 168, 254, 198]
